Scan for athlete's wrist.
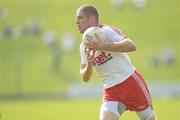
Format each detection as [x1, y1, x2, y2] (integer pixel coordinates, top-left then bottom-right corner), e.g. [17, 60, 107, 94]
[103, 42, 111, 51]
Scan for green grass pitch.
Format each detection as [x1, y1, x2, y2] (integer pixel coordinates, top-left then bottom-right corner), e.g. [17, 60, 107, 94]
[0, 98, 180, 120]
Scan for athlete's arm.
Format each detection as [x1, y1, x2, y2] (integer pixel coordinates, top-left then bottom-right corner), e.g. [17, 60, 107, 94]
[84, 36, 136, 52]
[80, 49, 95, 82]
[103, 38, 136, 52]
[80, 63, 93, 82]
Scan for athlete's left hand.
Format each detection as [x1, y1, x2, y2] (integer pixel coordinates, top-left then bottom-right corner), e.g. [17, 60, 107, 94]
[83, 34, 107, 50]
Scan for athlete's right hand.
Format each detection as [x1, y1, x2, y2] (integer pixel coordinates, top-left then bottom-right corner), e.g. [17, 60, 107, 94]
[85, 47, 95, 66]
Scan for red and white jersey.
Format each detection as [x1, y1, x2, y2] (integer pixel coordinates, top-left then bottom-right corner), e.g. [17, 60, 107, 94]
[80, 25, 135, 88]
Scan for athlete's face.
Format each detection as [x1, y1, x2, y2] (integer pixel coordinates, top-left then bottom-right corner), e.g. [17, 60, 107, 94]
[76, 9, 91, 33]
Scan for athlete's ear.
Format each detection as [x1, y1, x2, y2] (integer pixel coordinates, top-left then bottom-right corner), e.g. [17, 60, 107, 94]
[89, 16, 96, 24]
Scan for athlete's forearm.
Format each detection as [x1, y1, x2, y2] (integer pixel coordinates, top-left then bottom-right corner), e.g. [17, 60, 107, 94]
[80, 64, 93, 82]
[103, 38, 136, 52]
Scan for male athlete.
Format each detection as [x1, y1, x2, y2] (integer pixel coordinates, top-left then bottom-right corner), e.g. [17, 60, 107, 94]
[76, 4, 156, 120]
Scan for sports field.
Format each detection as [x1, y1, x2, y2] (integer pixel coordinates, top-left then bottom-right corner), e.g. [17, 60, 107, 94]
[0, 98, 179, 120]
[0, 0, 180, 120]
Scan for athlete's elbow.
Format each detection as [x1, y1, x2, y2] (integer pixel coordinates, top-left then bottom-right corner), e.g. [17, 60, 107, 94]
[126, 44, 136, 52]
[80, 72, 90, 82]
[125, 39, 136, 52]
[83, 78, 90, 82]
[131, 44, 136, 51]
[82, 75, 90, 82]
[128, 40, 136, 52]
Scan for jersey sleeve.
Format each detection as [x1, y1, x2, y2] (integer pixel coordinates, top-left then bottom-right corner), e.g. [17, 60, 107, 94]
[103, 26, 127, 42]
[80, 43, 88, 64]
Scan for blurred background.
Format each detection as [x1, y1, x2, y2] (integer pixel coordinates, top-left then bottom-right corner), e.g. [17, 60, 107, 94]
[0, 0, 179, 120]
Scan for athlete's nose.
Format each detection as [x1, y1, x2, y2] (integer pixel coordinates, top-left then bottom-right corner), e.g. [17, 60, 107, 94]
[76, 19, 79, 25]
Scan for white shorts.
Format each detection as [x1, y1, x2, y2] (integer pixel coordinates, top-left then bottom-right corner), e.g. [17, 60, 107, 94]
[100, 101, 155, 119]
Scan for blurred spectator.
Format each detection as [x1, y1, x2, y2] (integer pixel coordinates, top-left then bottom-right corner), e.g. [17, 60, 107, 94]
[13, 23, 30, 39]
[20, 23, 30, 36]
[2, 24, 13, 39]
[14, 27, 22, 39]
[133, 0, 146, 9]
[150, 55, 160, 68]
[43, 31, 62, 73]
[0, 7, 8, 20]
[62, 31, 76, 53]
[162, 47, 175, 66]
[30, 15, 41, 36]
[110, 0, 124, 9]
[43, 31, 56, 48]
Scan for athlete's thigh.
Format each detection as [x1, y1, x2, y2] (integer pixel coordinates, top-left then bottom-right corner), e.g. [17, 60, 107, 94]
[100, 101, 126, 120]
